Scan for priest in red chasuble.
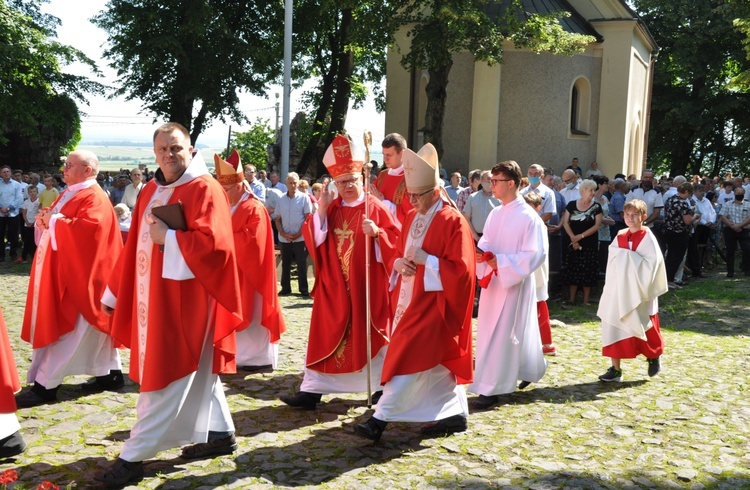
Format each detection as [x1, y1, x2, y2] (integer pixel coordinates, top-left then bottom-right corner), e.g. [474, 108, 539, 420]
[215, 150, 285, 373]
[96, 123, 243, 487]
[0, 305, 26, 458]
[597, 199, 667, 383]
[280, 135, 399, 410]
[17, 149, 123, 408]
[355, 143, 475, 442]
[370, 133, 413, 229]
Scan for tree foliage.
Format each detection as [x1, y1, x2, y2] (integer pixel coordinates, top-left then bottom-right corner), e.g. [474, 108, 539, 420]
[0, 0, 101, 152]
[394, 0, 594, 158]
[635, 0, 750, 177]
[227, 118, 275, 172]
[93, 0, 283, 145]
[293, 0, 397, 177]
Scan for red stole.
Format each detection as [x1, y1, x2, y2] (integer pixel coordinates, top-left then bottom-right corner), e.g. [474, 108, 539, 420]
[616, 228, 647, 251]
[302, 195, 399, 374]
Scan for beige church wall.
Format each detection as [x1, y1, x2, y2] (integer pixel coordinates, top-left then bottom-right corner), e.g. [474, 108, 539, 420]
[494, 49, 602, 175]
[384, 29, 413, 139]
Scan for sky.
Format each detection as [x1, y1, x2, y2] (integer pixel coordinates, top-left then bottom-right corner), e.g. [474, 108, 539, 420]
[41, 0, 385, 148]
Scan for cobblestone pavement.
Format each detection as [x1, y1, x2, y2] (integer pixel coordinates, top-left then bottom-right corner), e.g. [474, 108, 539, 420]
[1, 262, 749, 489]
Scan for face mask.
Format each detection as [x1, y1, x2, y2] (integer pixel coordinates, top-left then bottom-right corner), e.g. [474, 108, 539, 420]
[528, 176, 541, 186]
[566, 183, 575, 190]
[481, 182, 492, 192]
[736, 194, 744, 201]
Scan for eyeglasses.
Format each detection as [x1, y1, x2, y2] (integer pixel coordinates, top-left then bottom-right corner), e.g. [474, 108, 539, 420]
[63, 161, 89, 170]
[406, 189, 434, 200]
[334, 178, 359, 187]
[490, 178, 512, 185]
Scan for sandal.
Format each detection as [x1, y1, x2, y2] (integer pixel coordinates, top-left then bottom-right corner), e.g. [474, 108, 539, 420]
[181, 435, 237, 460]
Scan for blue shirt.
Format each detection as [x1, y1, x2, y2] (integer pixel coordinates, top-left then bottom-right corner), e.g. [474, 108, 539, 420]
[0, 178, 24, 217]
[248, 179, 266, 203]
[609, 191, 626, 223]
[275, 191, 312, 243]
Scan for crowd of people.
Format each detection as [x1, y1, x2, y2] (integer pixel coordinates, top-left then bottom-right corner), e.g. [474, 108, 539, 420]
[1, 133, 749, 487]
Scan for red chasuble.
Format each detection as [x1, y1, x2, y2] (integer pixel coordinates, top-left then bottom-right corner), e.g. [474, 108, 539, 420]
[374, 171, 414, 225]
[381, 204, 475, 385]
[0, 306, 21, 413]
[232, 194, 285, 341]
[602, 228, 664, 359]
[108, 175, 243, 392]
[22, 184, 122, 347]
[302, 195, 399, 374]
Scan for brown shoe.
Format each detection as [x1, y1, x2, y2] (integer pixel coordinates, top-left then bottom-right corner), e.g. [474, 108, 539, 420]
[93, 458, 144, 487]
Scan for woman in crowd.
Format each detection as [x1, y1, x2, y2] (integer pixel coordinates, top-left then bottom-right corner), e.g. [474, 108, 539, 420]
[562, 179, 603, 305]
[663, 182, 701, 290]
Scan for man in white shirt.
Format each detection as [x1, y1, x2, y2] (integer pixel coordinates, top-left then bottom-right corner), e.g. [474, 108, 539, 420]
[121, 168, 144, 211]
[275, 172, 312, 296]
[520, 164, 556, 223]
[559, 169, 581, 204]
[243, 164, 266, 203]
[687, 184, 715, 278]
[625, 170, 664, 229]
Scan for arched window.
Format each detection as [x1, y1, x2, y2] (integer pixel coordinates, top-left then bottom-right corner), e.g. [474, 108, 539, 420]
[570, 77, 591, 136]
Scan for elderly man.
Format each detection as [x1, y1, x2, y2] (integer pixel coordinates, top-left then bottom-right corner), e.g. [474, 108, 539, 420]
[121, 168, 144, 211]
[371, 133, 414, 228]
[280, 135, 399, 410]
[469, 160, 548, 410]
[354, 143, 475, 442]
[520, 164, 556, 223]
[559, 168, 581, 204]
[275, 172, 312, 296]
[719, 186, 750, 278]
[0, 166, 24, 263]
[17, 151, 123, 408]
[463, 170, 500, 243]
[243, 164, 266, 203]
[97, 123, 243, 487]
[216, 151, 285, 372]
[269, 171, 288, 193]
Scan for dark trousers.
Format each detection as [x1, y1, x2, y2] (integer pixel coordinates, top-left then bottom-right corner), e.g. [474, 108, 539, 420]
[20, 224, 36, 260]
[664, 229, 690, 282]
[687, 224, 710, 276]
[0, 215, 20, 260]
[723, 227, 750, 276]
[280, 240, 308, 294]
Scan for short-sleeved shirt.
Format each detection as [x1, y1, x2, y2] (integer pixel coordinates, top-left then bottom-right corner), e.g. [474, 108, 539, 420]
[720, 199, 750, 229]
[445, 185, 463, 202]
[22, 198, 40, 225]
[464, 190, 500, 235]
[626, 187, 663, 226]
[520, 183, 556, 219]
[455, 186, 473, 213]
[249, 179, 266, 203]
[664, 195, 693, 233]
[275, 190, 312, 243]
[566, 200, 602, 249]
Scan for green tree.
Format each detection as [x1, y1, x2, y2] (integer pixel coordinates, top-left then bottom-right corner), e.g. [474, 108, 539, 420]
[0, 0, 102, 164]
[293, 0, 396, 177]
[635, 0, 750, 177]
[228, 118, 275, 172]
[395, 0, 594, 158]
[93, 0, 283, 146]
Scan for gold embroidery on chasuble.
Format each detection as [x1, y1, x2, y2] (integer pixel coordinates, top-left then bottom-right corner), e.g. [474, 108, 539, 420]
[333, 216, 357, 283]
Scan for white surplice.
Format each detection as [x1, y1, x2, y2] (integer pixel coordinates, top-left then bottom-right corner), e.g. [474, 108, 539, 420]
[468, 197, 548, 396]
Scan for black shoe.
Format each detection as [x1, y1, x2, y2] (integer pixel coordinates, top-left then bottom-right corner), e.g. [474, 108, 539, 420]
[598, 366, 622, 382]
[0, 431, 26, 459]
[647, 357, 661, 377]
[15, 382, 58, 408]
[354, 417, 387, 442]
[370, 390, 383, 405]
[517, 380, 531, 390]
[238, 364, 274, 374]
[420, 414, 467, 436]
[181, 434, 238, 460]
[94, 458, 144, 487]
[471, 394, 499, 410]
[280, 391, 321, 410]
[81, 370, 125, 392]
[278, 290, 292, 296]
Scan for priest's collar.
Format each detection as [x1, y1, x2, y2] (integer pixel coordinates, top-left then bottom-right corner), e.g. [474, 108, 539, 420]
[154, 150, 210, 188]
[387, 166, 404, 176]
[341, 190, 365, 207]
[66, 178, 98, 193]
